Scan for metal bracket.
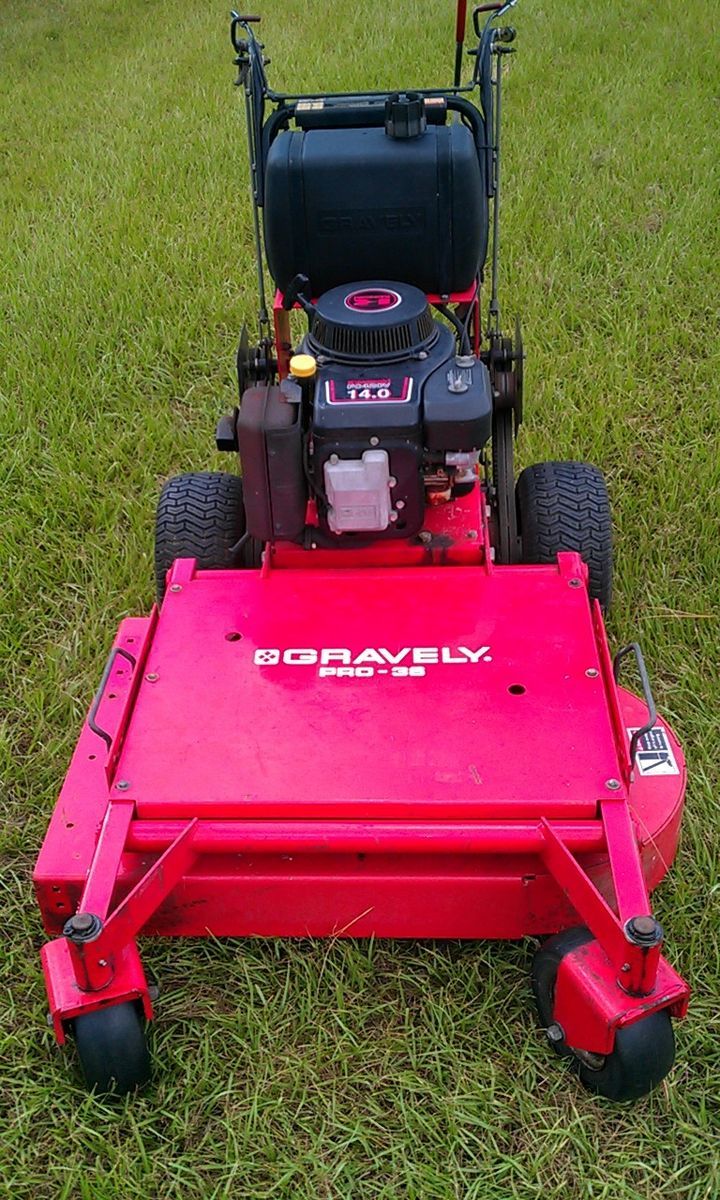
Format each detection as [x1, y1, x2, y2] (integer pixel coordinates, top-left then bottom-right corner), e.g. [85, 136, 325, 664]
[64, 819, 200, 995]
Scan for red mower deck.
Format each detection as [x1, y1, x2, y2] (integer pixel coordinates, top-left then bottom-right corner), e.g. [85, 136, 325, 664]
[35, 532, 689, 1055]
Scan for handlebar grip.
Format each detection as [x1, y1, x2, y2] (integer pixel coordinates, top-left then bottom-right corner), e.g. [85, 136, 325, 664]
[230, 13, 261, 52]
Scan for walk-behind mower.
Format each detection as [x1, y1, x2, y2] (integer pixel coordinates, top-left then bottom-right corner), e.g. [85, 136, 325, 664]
[34, 3, 690, 1099]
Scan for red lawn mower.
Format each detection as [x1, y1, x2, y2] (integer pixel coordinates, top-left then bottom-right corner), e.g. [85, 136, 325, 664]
[34, 2, 690, 1098]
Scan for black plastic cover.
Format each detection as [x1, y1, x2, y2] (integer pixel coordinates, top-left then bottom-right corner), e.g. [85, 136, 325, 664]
[236, 385, 306, 541]
[309, 323, 452, 541]
[423, 360, 493, 451]
[308, 281, 437, 363]
[264, 124, 487, 295]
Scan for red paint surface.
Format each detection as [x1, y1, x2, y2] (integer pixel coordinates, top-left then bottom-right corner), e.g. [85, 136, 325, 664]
[33, 539, 689, 1050]
[112, 557, 623, 820]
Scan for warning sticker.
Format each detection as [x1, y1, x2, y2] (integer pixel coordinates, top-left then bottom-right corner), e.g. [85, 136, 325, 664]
[626, 725, 680, 776]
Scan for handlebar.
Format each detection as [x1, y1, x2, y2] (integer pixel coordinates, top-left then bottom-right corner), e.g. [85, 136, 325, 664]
[473, 0, 517, 38]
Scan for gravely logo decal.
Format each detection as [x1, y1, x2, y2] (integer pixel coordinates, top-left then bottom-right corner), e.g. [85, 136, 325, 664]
[254, 646, 492, 678]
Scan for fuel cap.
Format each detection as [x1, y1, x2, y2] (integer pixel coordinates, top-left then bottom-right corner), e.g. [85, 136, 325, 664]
[289, 353, 317, 379]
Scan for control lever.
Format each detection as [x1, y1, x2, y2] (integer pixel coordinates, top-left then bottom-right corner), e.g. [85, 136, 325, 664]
[282, 274, 316, 317]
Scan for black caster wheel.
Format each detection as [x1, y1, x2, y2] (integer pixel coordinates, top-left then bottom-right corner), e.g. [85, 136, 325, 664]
[531, 927, 676, 1101]
[72, 1001, 151, 1096]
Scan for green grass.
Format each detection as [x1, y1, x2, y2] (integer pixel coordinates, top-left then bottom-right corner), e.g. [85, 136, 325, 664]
[2, 0, 719, 1195]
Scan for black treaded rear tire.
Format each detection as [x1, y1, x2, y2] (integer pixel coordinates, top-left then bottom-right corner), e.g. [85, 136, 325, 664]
[155, 471, 259, 602]
[72, 1001, 151, 1096]
[516, 461, 613, 611]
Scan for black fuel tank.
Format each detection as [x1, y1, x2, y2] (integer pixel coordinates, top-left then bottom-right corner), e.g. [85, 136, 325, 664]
[264, 124, 486, 295]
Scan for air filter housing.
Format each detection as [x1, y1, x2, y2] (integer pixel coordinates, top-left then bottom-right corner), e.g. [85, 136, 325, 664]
[308, 282, 438, 363]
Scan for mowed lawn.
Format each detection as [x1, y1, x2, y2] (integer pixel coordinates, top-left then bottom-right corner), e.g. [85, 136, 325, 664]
[1, 0, 719, 1196]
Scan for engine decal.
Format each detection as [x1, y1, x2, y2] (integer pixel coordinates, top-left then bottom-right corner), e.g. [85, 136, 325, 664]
[344, 287, 402, 313]
[325, 377, 413, 404]
[254, 645, 493, 679]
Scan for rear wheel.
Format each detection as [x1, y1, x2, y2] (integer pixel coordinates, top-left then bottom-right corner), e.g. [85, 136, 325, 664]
[72, 1001, 151, 1096]
[532, 928, 676, 1101]
[516, 461, 613, 610]
[154, 471, 261, 602]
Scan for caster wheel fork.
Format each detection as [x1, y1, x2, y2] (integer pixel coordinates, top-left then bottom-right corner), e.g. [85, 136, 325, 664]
[531, 927, 676, 1102]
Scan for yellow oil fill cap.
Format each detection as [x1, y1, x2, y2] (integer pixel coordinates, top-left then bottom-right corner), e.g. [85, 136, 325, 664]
[289, 353, 317, 379]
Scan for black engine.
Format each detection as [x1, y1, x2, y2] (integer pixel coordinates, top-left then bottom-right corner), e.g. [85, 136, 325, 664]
[233, 280, 493, 544]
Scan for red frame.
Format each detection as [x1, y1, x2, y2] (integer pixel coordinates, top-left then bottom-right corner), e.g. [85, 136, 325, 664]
[34, 493, 689, 1057]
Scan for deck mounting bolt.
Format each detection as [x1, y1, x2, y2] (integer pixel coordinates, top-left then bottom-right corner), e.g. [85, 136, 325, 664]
[116, 780, 131, 791]
[569, 578, 581, 588]
[146, 672, 159, 682]
[605, 778, 621, 791]
[585, 668, 599, 678]
[169, 583, 182, 593]
[546, 1023, 565, 1044]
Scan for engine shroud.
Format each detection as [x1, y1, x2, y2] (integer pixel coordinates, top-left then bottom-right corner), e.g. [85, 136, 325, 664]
[307, 281, 492, 540]
[308, 282, 438, 363]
